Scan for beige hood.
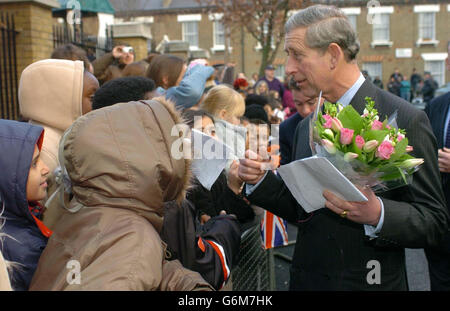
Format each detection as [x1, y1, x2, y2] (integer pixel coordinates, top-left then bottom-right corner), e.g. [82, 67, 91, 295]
[18, 59, 84, 173]
[62, 97, 190, 231]
[19, 59, 84, 131]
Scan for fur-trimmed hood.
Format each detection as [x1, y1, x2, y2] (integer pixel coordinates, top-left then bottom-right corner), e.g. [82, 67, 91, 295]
[62, 97, 190, 231]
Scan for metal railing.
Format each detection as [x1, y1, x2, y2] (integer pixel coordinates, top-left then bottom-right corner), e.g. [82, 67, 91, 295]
[0, 12, 19, 120]
[231, 223, 276, 291]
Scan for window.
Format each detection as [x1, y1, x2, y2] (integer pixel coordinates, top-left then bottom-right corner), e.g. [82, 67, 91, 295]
[178, 14, 201, 50]
[255, 19, 274, 50]
[182, 21, 199, 49]
[372, 14, 390, 42]
[341, 7, 360, 31]
[362, 62, 382, 81]
[213, 20, 225, 47]
[414, 5, 440, 46]
[418, 12, 435, 41]
[425, 60, 445, 87]
[347, 15, 357, 31]
[275, 65, 285, 81]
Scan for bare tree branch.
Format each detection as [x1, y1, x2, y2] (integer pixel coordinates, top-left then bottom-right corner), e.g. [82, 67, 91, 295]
[198, 0, 308, 75]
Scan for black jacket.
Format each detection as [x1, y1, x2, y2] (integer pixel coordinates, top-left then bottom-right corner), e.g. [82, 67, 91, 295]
[246, 80, 449, 290]
[424, 91, 450, 213]
[422, 78, 439, 104]
[279, 112, 303, 165]
[187, 172, 255, 223]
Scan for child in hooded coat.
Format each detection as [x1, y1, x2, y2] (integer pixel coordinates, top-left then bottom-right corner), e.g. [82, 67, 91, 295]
[0, 120, 51, 291]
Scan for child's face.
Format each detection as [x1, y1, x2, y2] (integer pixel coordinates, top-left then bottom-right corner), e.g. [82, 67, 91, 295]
[82, 72, 100, 115]
[194, 116, 216, 137]
[26, 145, 50, 202]
[225, 114, 242, 126]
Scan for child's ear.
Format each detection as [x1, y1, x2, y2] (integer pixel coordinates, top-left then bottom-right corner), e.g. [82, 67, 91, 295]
[219, 109, 228, 119]
[162, 76, 169, 89]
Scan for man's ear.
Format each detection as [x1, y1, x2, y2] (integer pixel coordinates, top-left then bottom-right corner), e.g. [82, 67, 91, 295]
[327, 43, 342, 70]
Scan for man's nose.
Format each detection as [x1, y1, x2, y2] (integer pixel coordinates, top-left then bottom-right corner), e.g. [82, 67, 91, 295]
[285, 56, 297, 77]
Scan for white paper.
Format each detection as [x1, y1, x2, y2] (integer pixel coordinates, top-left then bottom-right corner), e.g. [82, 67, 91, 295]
[277, 156, 368, 213]
[190, 129, 233, 190]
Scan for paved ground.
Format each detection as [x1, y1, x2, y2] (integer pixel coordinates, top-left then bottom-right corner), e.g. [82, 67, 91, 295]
[272, 225, 431, 291]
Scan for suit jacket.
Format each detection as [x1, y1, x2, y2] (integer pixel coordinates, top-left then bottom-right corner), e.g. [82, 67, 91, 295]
[247, 80, 449, 290]
[279, 112, 303, 165]
[424, 92, 450, 213]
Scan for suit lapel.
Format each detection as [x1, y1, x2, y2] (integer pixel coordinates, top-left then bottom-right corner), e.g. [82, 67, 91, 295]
[438, 94, 450, 146]
[349, 80, 378, 115]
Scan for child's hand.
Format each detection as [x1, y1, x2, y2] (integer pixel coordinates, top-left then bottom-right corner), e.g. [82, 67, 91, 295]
[200, 214, 211, 224]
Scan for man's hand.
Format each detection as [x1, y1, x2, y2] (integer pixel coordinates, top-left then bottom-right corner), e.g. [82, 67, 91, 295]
[227, 160, 244, 195]
[238, 150, 268, 185]
[323, 187, 381, 226]
[438, 147, 450, 173]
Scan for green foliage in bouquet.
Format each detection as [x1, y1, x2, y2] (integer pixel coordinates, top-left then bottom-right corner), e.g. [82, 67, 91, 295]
[314, 97, 424, 185]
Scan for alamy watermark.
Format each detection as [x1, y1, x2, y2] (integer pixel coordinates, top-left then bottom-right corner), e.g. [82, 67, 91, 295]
[66, 259, 81, 285]
[366, 0, 382, 25]
[66, 0, 82, 25]
[366, 259, 381, 285]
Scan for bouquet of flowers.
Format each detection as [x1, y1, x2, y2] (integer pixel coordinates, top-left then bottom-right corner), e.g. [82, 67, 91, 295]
[310, 96, 424, 192]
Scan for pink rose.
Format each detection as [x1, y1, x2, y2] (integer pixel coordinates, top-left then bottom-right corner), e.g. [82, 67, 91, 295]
[323, 114, 332, 129]
[376, 141, 395, 160]
[355, 135, 365, 149]
[340, 128, 354, 145]
[397, 133, 405, 142]
[371, 120, 383, 130]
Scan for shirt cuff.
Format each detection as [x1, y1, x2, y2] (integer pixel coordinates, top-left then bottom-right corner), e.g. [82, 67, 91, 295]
[364, 197, 385, 239]
[245, 171, 269, 196]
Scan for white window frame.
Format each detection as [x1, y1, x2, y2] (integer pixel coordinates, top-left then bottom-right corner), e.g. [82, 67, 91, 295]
[414, 5, 440, 47]
[370, 8, 393, 47]
[178, 14, 201, 51]
[424, 60, 445, 88]
[177, 14, 202, 22]
[275, 65, 285, 81]
[209, 13, 231, 53]
[255, 19, 276, 51]
[362, 62, 383, 81]
[342, 7, 360, 31]
[422, 53, 447, 87]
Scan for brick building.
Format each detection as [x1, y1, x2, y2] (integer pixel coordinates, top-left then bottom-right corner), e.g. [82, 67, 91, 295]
[110, 0, 449, 87]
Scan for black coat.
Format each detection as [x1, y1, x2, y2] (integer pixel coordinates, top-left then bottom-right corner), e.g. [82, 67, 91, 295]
[247, 80, 449, 290]
[424, 91, 450, 213]
[279, 112, 303, 165]
[422, 78, 439, 104]
[187, 172, 255, 223]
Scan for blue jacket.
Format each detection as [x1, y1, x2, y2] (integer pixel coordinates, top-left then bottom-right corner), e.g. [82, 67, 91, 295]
[0, 120, 48, 291]
[157, 65, 214, 110]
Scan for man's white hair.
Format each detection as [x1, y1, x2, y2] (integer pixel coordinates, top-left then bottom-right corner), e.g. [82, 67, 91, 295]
[285, 4, 360, 61]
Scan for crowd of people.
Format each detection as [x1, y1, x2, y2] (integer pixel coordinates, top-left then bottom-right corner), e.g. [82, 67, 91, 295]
[365, 66, 441, 107]
[0, 4, 449, 292]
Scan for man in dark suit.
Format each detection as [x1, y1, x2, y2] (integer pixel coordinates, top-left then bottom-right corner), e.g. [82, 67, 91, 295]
[238, 5, 449, 290]
[423, 43, 450, 290]
[279, 77, 321, 165]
